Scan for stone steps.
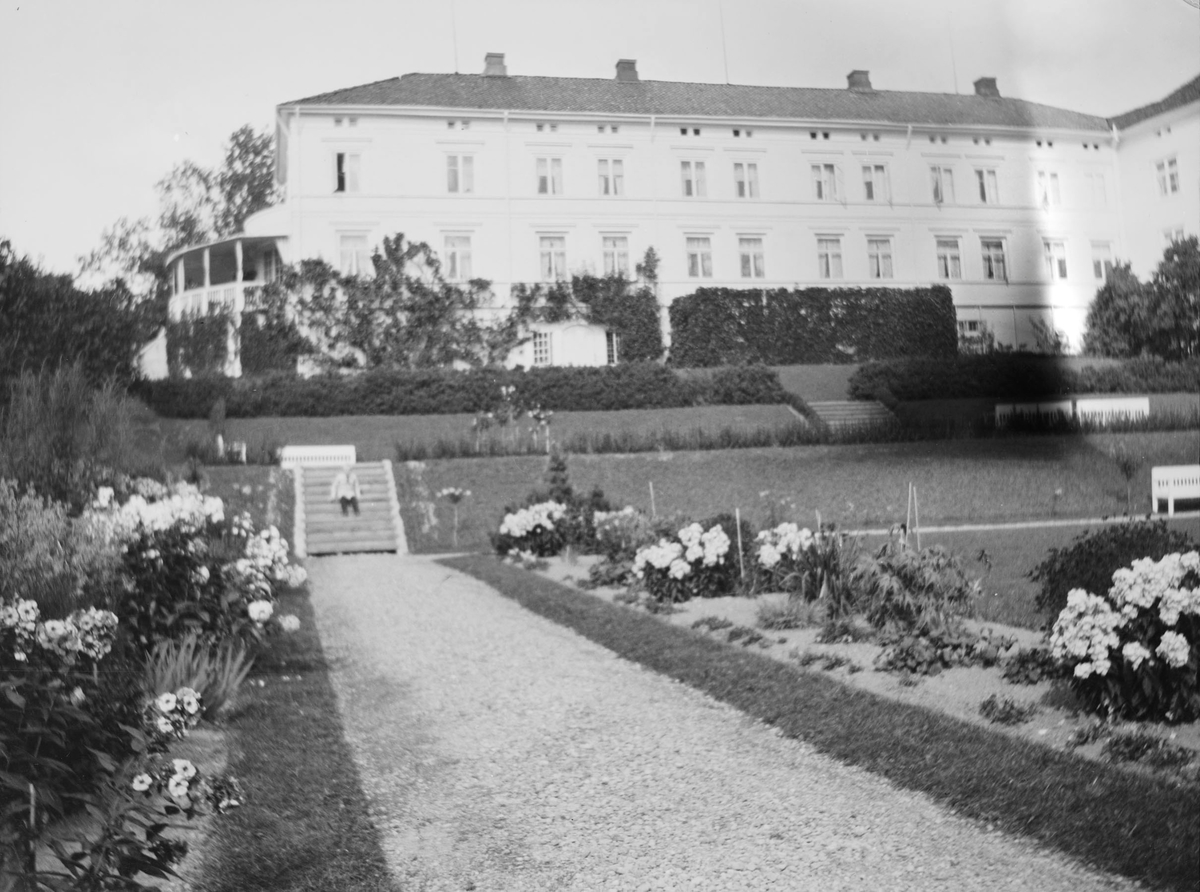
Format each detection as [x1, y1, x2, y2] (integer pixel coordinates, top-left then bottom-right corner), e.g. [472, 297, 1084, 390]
[807, 400, 897, 430]
[294, 461, 406, 556]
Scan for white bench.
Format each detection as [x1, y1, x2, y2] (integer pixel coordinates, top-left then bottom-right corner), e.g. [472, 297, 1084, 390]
[1152, 465, 1200, 517]
[279, 445, 357, 469]
[1076, 396, 1150, 424]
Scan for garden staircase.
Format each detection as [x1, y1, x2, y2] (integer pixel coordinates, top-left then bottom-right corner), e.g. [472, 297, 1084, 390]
[293, 461, 407, 557]
[807, 400, 897, 432]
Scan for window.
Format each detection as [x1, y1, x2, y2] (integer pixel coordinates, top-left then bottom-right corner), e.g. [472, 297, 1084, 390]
[936, 238, 961, 279]
[981, 239, 1007, 281]
[862, 164, 888, 202]
[1043, 239, 1068, 280]
[605, 331, 619, 365]
[536, 157, 563, 195]
[812, 164, 838, 201]
[539, 236, 566, 280]
[446, 155, 474, 193]
[339, 234, 369, 275]
[958, 319, 983, 339]
[1091, 243, 1113, 281]
[1037, 171, 1061, 208]
[930, 166, 955, 204]
[734, 162, 759, 198]
[739, 237, 765, 278]
[975, 168, 999, 204]
[867, 238, 893, 279]
[334, 152, 360, 193]
[681, 161, 707, 197]
[532, 331, 552, 366]
[1085, 172, 1107, 208]
[686, 237, 712, 278]
[444, 235, 472, 281]
[817, 238, 843, 279]
[1156, 157, 1179, 195]
[602, 236, 629, 276]
[598, 159, 624, 196]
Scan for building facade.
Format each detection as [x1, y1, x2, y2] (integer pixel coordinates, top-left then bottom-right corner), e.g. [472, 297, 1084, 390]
[164, 58, 1199, 371]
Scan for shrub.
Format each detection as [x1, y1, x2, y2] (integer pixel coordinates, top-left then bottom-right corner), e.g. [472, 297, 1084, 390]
[1030, 521, 1197, 617]
[1049, 552, 1200, 722]
[875, 626, 1004, 676]
[1102, 729, 1197, 773]
[756, 596, 823, 630]
[632, 521, 736, 604]
[142, 633, 256, 721]
[979, 695, 1040, 725]
[1, 365, 146, 511]
[667, 285, 957, 366]
[1002, 646, 1066, 685]
[854, 541, 980, 634]
[491, 501, 567, 558]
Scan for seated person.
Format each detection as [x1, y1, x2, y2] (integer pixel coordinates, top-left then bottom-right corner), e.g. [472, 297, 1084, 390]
[329, 464, 361, 516]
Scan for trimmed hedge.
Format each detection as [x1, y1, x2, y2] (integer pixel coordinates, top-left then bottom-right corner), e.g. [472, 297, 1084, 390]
[849, 355, 1200, 402]
[667, 286, 957, 367]
[131, 363, 793, 419]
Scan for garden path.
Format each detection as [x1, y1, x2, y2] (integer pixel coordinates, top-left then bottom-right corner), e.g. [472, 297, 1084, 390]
[306, 554, 1141, 892]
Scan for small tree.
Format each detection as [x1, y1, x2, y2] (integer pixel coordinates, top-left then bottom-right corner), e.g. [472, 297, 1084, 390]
[1083, 261, 1147, 357]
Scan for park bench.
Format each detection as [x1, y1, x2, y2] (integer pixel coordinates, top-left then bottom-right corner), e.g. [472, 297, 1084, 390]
[279, 444, 357, 469]
[1151, 464, 1200, 516]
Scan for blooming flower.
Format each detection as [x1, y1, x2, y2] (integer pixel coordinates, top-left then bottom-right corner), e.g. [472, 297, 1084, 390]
[1122, 641, 1152, 670]
[156, 692, 177, 713]
[247, 600, 274, 623]
[280, 614, 302, 633]
[131, 773, 153, 792]
[172, 759, 197, 780]
[156, 716, 174, 734]
[1156, 631, 1191, 668]
[167, 775, 190, 799]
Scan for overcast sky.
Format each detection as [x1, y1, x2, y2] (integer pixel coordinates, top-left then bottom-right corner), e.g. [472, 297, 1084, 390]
[1, 0, 1197, 277]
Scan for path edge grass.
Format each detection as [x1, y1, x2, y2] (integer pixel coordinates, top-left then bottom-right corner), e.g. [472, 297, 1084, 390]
[443, 554, 1199, 892]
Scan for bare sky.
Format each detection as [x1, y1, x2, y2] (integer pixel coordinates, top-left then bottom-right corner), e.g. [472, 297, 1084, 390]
[1, 0, 1196, 276]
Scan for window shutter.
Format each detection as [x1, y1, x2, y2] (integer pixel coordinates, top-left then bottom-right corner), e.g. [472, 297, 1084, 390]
[835, 166, 845, 203]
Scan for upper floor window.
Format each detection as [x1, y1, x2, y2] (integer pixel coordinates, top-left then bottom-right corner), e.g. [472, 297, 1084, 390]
[812, 164, 839, 201]
[1043, 239, 1068, 280]
[930, 166, 955, 204]
[1036, 171, 1061, 208]
[981, 238, 1007, 281]
[681, 161, 707, 197]
[444, 235, 472, 281]
[606, 331, 620, 365]
[1156, 157, 1180, 195]
[739, 237, 765, 278]
[539, 236, 566, 280]
[334, 152, 360, 193]
[862, 164, 889, 202]
[686, 236, 713, 277]
[532, 331, 552, 366]
[602, 236, 629, 276]
[734, 162, 759, 198]
[447, 155, 474, 194]
[867, 238, 893, 279]
[975, 168, 999, 204]
[817, 237, 843, 279]
[936, 238, 961, 280]
[1091, 243, 1113, 282]
[339, 234, 370, 276]
[598, 159, 624, 196]
[536, 157, 563, 195]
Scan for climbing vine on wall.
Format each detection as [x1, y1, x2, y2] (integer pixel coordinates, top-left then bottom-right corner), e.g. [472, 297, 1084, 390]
[166, 310, 231, 377]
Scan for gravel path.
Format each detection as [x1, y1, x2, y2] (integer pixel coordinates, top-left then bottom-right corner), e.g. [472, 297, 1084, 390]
[307, 554, 1143, 892]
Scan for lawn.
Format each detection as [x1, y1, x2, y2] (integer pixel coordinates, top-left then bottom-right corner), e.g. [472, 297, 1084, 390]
[153, 404, 801, 463]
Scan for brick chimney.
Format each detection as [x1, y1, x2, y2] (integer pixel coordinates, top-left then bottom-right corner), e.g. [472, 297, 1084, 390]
[616, 59, 639, 83]
[847, 70, 873, 92]
[973, 77, 1000, 98]
[483, 53, 507, 77]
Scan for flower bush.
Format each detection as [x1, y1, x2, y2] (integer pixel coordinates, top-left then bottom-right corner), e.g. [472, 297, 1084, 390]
[633, 522, 733, 603]
[1050, 551, 1200, 722]
[756, 522, 861, 620]
[593, 507, 656, 563]
[492, 501, 567, 557]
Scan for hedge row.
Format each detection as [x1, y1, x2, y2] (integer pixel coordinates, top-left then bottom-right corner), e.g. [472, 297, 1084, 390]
[667, 286, 957, 367]
[131, 363, 791, 418]
[848, 355, 1200, 402]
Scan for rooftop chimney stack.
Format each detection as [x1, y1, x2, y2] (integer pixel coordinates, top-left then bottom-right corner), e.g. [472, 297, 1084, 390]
[973, 77, 1000, 98]
[616, 59, 639, 82]
[847, 70, 873, 92]
[483, 53, 507, 77]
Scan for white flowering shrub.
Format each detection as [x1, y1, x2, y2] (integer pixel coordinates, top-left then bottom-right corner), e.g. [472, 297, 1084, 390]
[633, 522, 734, 603]
[754, 523, 817, 594]
[492, 501, 567, 557]
[1050, 551, 1200, 722]
[593, 507, 657, 563]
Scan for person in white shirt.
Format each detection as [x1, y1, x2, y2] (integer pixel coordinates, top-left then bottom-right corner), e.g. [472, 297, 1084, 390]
[329, 465, 361, 516]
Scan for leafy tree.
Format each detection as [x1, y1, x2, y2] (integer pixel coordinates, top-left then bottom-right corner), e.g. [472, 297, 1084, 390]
[1084, 237, 1200, 359]
[1, 239, 153, 385]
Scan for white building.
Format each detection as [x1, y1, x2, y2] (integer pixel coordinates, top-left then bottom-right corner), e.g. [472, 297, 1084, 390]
[163, 58, 1199, 371]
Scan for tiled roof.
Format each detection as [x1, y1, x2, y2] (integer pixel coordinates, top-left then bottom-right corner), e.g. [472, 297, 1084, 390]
[1109, 74, 1200, 130]
[284, 73, 1110, 132]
